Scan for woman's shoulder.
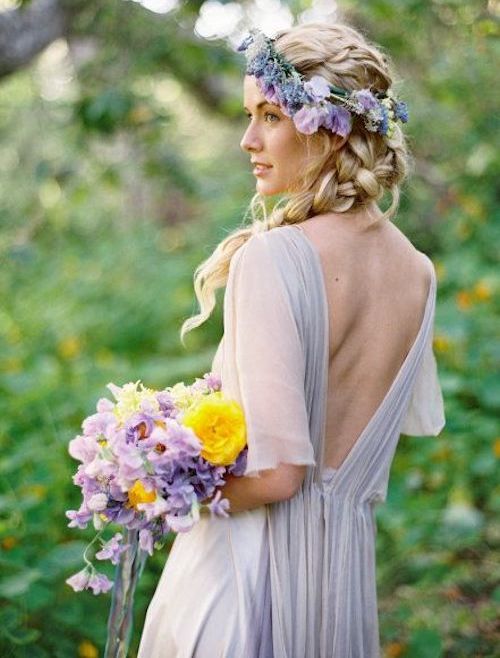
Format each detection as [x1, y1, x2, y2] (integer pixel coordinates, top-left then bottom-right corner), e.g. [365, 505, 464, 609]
[231, 226, 296, 263]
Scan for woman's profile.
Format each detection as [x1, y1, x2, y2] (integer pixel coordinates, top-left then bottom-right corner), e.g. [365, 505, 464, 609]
[138, 20, 446, 658]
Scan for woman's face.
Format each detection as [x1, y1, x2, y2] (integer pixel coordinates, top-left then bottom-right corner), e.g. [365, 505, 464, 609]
[240, 75, 314, 196]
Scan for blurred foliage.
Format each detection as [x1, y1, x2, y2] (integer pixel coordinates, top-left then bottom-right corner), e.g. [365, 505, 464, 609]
[0, 0, 499, 656]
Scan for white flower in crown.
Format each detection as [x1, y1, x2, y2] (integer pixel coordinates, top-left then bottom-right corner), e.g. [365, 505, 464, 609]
[245, 30, 269, 63]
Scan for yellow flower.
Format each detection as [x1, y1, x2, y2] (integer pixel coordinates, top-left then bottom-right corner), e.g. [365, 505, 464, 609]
[58, 336, 82, 359]
[2, 536, 17, 550]
[472, 280, 492, 302]
[182, 392, 246, 466]
[435, 261, 446, 281]
[78, 640, 98, 658]
[166, 382, 205, 412]
[433, 334, 451, 354]
[385, 642, 405, 658]
[110, 381, 160, 423]
[456, 290, 473, 311]
[493, 437, 500, 459]
[127, 481, 156, 509]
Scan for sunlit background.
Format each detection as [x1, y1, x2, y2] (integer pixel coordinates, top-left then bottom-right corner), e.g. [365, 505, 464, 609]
[0, 1, 498, 656]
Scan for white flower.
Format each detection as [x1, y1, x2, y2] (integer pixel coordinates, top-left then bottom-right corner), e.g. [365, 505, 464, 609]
[87, 492, 108, 512]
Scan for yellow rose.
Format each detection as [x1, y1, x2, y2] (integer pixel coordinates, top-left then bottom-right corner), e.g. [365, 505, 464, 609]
[127, 480, 156, 509]
[182, 392, 246, 466]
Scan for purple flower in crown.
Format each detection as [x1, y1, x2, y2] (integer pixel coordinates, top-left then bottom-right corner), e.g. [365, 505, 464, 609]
[237, 34, 254, 52]
[377, 104, 390, 135]
[303, 75, 331, 103]
[322, 103, 352, 137]
[248, 52, 269, 78]
[252, 73, 279, 107]
[352, 89, 379, 112]
[394, 100, 409, 123]
[276, 79, 308, 116]
[292, 104, 324, 134]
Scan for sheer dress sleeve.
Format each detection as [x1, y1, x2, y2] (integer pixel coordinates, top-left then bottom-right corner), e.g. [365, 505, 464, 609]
[218, 232, 316, 479]
[400, 299, 446, 437]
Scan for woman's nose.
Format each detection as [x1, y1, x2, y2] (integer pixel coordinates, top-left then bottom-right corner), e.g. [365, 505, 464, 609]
[240, 122, 262, 153]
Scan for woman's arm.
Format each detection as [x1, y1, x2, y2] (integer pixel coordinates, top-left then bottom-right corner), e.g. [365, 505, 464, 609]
[204, 464, 307, 514]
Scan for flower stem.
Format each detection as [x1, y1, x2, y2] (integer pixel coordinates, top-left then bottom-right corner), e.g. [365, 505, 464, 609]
[104, 528, 148, 658]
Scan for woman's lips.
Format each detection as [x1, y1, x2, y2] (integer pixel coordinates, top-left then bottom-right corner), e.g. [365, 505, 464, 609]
[253, 164, 273, 176]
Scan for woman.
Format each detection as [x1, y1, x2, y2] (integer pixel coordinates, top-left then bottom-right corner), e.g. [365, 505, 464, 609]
[138, 21, 445, 658]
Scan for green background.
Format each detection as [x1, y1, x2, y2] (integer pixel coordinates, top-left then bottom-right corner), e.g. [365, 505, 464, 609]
[0, 1, 498, 656]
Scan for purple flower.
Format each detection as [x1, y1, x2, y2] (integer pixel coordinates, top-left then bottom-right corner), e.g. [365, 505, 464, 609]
[156, 391, 178, 418]
[237, 34, 253, 52]
[321, 103, 352, 137]
[165, 422, 202, 458]
[95, 533, 128, 565]
[292, 105, 325, 134]
[394, 100, 408, 123]
[66, 568, 91, 592]
[226, 447, 248, 477]
[84, 455, 116, 481]
[165, 513, 196, 533]
[207, 490, 230, 519]
[125, 413, 155, 445]
[114, 444, 147, 488]
[248, 52, 269, 78]
[277, 79, 307, 115]
[254, 75, 278, 105]
[87, 492, 108, 512]
[353, 89, 378, 111]
[87, 571, 114, 595]
[96, 397, 114, 413]
[112, 506, 136, 526]
[66, 508, 93, 529]
[377, 104, 389, 135]
[203, 372, 221, 391]
[82, 411, 117, 438]
[137, 494, 169, 522]
[139, 528, 154, 556]
[68, 434, 100, 463]
[165, 479, 195, 510]
[303, 75, 331, 102]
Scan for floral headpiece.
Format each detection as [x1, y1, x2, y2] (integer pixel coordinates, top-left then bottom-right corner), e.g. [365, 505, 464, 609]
[237, 29, 408, 139]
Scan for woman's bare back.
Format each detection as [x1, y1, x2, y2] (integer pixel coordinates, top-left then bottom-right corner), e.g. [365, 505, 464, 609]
[297, 211, 433, 470]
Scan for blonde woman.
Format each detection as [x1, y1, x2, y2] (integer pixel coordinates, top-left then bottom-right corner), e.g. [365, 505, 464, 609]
[138, 21, 445, 657]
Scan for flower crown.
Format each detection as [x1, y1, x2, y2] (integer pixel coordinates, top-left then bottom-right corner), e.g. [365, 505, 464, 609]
[237, 29, 408, 139]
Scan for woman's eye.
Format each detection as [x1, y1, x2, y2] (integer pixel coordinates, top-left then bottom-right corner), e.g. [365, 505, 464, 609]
[245, 112, 279, 123]
[265, 112, 279, 123]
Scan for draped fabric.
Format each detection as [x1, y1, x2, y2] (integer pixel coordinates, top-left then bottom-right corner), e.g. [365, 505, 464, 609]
[137, 225, 446, 658]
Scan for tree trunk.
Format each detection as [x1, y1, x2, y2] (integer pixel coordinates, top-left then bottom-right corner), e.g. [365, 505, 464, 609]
[0, 0, 88, 79]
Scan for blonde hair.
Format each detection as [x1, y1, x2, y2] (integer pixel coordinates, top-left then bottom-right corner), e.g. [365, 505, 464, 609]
[180, 21, 411, 346]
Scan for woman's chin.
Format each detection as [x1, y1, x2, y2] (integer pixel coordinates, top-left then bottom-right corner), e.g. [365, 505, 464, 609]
[255, 178, 284, 196]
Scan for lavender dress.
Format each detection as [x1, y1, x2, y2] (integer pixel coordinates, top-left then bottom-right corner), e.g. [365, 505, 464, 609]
[138, 225, 445, 657]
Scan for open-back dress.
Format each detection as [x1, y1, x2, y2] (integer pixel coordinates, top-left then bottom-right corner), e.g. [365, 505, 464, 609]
[138, 224, 446, 658]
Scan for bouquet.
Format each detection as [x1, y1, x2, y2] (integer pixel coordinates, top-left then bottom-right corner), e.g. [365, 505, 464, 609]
[65, 373, 247, 657]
